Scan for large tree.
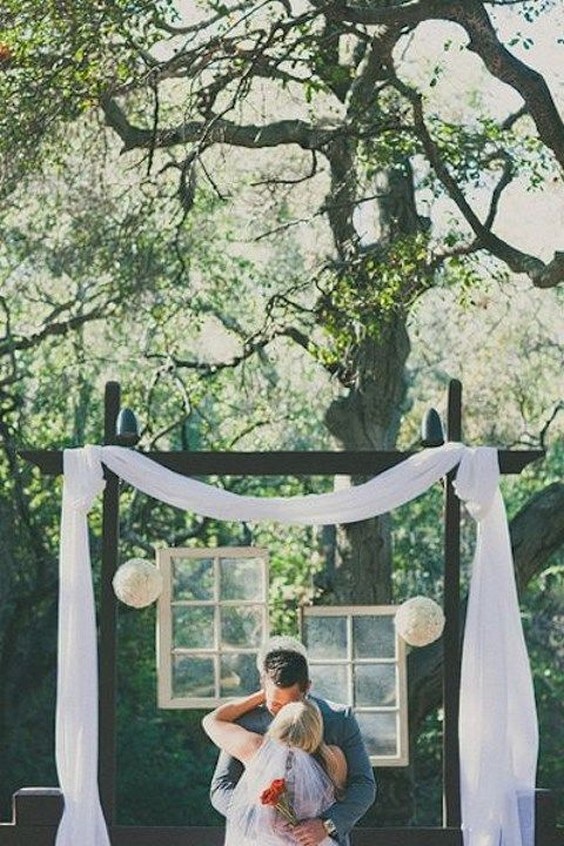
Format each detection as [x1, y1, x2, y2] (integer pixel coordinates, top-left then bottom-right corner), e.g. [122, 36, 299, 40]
[92, 0, 564, 751]
[72, 0, 563, 598]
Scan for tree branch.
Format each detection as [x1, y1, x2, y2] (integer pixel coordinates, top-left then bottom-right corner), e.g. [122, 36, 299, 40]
[0, 306, 108, 358]
[146, 320, 351, 384]
[512, 482, 564, 592]
[319, 0, 440, 27]
[393, 75, 564, 288]
[251, 150, 319, 187]
[482, 151, 515, 231]
[321, 0, 564, 167]
[443, 0, 564, 169]
[345, 27, 401, 118]
[155, 0, 257, 36]
[101, 95, 339, 153]
[146, 331, 276, 376]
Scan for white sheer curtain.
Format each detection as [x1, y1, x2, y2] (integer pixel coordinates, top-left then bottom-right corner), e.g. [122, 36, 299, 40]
[456, 452, 538, 846]
[56, 442, 537, 846]
[57, 448, 109, 846]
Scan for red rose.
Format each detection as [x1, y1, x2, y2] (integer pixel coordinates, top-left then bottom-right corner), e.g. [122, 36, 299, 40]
[260, 786, 275, 805]
[259, 778, 297, 826]
[261, 777, 288, 805]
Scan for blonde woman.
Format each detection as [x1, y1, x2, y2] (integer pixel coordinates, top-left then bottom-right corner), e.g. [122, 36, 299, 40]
[203, 690, 347, 846]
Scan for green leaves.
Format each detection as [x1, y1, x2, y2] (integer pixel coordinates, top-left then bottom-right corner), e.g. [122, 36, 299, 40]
[420, 112, 556, 196]
[314, 233, 431, 378]
[0, 0, 175, 194]
[508, 31, 535, 50]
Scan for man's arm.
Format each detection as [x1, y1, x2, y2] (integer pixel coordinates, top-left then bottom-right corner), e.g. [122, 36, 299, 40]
[209, 747, 245, 817]
[322, 709, 376, 840]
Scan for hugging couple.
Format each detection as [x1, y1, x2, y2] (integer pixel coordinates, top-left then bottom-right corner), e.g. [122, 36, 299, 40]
[203, 636, 376, 846]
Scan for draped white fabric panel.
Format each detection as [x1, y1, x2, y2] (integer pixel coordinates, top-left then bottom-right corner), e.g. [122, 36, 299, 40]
[56, 443, 537, 846]
[56, 450, 110, 846]
[100, 441, 465, 523]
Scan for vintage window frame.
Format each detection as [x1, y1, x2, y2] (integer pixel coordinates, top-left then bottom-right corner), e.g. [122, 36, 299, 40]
[300, 605, 409, 766]
[157, 546, 269, 709]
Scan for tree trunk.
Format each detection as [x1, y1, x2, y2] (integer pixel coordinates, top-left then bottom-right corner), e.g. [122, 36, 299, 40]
[321, 158, 422, 605]
[323, 314, 411, 604]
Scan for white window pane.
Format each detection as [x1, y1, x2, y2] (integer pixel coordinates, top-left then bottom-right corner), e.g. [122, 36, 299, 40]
[354, 663, 397, 707]
[172, 655, 215, 698]
[221, 606, 263, 648]
[220, 557, 264, 600]
[355, 712, 398, 757]
[309, 663, 349, 703]
[158, 547, 271, 709]
[173, 606, 215, 649]
[305, 615, 348, 659]
[353, 615, 395, 659]
[220, 653, 261, 697]
[172, 556, 214, 601]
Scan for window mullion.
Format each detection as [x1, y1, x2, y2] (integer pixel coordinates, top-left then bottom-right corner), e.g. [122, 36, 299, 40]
[214, 555, 220, 698]
[347, 614, 354, 708]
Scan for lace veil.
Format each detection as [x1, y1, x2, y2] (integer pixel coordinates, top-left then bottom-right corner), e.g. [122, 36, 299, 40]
[225, 738, 335, 846]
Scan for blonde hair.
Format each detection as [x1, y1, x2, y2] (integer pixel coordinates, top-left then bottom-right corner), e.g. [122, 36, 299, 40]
[267, 699, 323, 754]
[267, 700, 345, 795]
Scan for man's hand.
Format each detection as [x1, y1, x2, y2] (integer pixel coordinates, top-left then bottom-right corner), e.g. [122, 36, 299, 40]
[292, 818, 329, 846]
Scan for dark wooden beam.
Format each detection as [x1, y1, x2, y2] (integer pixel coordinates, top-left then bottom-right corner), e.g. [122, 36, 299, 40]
[99, 382, 121, 826]
[4, 788, 558, 844]
[109, 826, 463, 846]
[19, 448, 544, 478]
[443, 380, 462, 827]
[0, 823, 463, 846]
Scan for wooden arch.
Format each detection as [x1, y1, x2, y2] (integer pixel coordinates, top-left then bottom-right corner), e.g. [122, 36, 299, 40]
[1, 379, 557, 846]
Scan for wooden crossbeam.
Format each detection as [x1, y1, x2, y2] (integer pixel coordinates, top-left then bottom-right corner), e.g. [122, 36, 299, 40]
[19, 448, 544, 477]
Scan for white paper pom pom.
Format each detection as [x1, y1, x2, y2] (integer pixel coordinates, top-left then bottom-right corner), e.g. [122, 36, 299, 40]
[394, 596, 445, 647]
[112, 559, 163, 608]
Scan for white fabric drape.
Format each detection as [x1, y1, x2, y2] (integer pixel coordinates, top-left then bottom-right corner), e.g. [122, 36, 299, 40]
[56, 442, 537, 846]
[56, 449, 110, 846]
[456, 453, 538, 846]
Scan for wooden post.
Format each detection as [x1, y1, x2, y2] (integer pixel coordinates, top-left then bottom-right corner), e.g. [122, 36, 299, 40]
[443, 379, 462, 827]
[99, 381, 121, 825]
[11, 788, 63, 826]
[535, 789, 558, 846]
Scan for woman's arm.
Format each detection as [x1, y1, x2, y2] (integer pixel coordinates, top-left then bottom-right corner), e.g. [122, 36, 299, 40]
[202, 690, 265, 765]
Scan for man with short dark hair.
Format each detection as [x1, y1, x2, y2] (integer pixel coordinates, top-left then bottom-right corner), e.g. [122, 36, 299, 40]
[210, 636, 376, 845]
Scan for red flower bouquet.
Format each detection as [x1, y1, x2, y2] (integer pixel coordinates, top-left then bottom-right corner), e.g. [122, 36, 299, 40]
[260, 777, 298, 826]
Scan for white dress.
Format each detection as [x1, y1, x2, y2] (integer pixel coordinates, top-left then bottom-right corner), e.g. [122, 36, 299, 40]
[225, 738, 335, 846]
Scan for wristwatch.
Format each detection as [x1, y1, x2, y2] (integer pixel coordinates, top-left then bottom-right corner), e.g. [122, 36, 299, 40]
[323, 818, 338, 839]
